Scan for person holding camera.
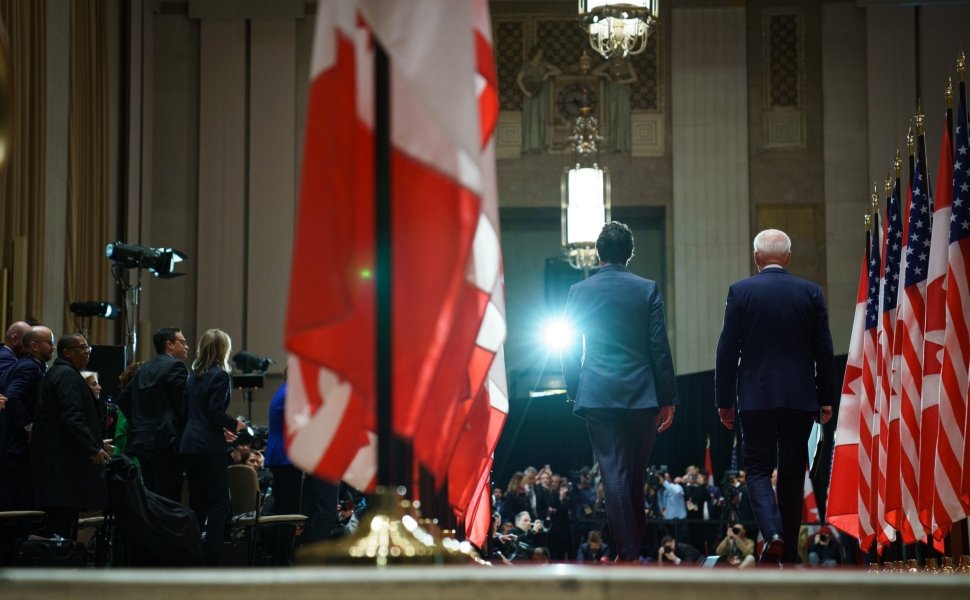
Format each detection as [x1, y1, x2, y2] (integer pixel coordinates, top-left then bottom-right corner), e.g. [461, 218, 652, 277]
[657, 534, 701, 566]
[715, 522, 755, 568]
[502, 510, 546, 562]
[807, 526, 841, 567]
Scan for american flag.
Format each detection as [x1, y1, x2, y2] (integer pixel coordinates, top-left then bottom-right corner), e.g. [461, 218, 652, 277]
[936, 79, 970, 528]
[886, 132, 931, 543]
[873, 171, 902, 546]
[858, 208, 882, 549]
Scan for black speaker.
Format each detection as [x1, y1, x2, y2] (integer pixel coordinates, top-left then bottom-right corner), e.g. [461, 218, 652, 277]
[87, 345, 127, 401]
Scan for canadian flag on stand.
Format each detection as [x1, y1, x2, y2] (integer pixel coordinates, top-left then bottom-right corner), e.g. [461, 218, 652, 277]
[283, 0, 506, 505]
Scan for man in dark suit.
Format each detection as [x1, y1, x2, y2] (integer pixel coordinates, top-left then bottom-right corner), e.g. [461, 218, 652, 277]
[118, 326, 190, 501]
[0, 321, 31, 382]
[562, 221, 678, 562]
[0, 326, 55, 510]
[31, 334, 112, 538]
[715, 229, 834, 565]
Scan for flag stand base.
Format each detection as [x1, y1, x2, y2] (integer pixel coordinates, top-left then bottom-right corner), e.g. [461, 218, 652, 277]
[295, 486, 483, 566]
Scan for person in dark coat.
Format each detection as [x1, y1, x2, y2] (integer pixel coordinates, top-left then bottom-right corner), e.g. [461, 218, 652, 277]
[118, 327, 190, 502]
[561, 222, 678, 562]
[31, 333, 113, 538]
[179, 328, 244, 565]
[715, 229, 834, 565]
[0, 326, 54, 510]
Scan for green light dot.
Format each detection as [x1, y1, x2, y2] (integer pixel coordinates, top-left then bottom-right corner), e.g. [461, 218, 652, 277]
[360, 269, 372, 279]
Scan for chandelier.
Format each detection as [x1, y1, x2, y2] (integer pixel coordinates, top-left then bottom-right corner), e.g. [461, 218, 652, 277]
[561, 107, 611, 274]
[578, 1, 659, 60]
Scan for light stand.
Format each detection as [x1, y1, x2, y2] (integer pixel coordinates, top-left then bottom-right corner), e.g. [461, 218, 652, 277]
[109, 264, 143, 362]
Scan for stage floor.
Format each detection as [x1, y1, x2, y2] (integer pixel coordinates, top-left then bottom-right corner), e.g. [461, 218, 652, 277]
[2, 565, 969, 600]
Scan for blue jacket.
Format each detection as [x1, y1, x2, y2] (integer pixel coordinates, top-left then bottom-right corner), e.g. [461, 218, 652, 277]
[714, 267, 835, 413]
[179, 368, 237, 455]
[561, 264, 678, 413]
[0, 356, 46, 457]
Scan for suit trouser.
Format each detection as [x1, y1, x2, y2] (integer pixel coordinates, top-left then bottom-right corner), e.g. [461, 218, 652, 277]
[134, 446, 184, 503]
[584, 407, 658, 561]
[738, 408, 814, 563]
[183, 453, 230, 564]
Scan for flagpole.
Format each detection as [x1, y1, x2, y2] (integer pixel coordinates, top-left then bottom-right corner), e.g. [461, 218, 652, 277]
[375, 41, 393, 490]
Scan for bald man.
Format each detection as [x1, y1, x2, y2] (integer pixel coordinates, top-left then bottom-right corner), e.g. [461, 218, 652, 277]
[0, 326, 54, 510]
[714, 229, 833, 566]
[0, 321, 31, 383]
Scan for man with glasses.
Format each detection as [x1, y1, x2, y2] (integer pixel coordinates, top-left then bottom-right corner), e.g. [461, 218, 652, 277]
[31, 334, 112, 538]
[118, 326, 190, 501]
[0, 326, 55, 510]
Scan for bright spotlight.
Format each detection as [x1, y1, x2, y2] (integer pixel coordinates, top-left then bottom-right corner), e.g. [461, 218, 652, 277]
[541, 317, 575, 352]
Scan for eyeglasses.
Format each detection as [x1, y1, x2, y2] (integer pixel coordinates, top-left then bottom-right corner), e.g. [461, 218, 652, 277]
[66, 344, 92, 353]
[173, 338, 189, 347]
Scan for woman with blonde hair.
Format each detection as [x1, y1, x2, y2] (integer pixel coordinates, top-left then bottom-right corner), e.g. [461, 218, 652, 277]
[179, 328, 244, 565]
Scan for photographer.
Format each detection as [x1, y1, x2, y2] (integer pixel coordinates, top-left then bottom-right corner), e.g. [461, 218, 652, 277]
[657, 534, 701, 566]
[501, 511, 546, 562]
[808, 526, 841, 567]
[715, 522, 755, 568]
[576, 529, 611, 563]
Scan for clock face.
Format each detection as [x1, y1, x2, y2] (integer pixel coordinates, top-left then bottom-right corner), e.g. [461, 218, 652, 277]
[556, 82, 597, 120]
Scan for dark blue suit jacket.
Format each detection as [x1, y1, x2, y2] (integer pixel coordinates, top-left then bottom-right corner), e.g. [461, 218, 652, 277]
[179, 368, 237, 455]
[0, 356, 46, 457]
[562, 264, 678, 413]
[714, 267, 834, 413]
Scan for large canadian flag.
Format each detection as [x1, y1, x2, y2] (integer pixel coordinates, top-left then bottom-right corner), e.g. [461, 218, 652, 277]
[284, 0, 505, 493]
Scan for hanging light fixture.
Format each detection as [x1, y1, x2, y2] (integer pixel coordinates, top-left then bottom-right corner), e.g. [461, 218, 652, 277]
[561, 106, 610, 274]
[578, 1, 659, 60]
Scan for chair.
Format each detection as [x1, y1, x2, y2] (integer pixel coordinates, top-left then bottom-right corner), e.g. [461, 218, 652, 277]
[227, 465, 307, 565]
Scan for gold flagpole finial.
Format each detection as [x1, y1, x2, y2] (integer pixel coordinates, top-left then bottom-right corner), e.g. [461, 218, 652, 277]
[894, 148, 903, 178]
[871, 183, 880, 215]
[915, 101, 925, 136]
[885, 170, 894, 197]
[947, 75, 954, 108]
[907, 126, 916, 154]
[958, 50, 966, 80]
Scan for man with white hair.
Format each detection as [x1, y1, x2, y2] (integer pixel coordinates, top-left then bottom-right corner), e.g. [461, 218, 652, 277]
[714, 229, 834, 565]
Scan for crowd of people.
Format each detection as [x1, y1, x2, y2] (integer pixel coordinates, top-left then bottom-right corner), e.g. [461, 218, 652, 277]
[485, 462, 844, 567]
[0, 321, 360, 566]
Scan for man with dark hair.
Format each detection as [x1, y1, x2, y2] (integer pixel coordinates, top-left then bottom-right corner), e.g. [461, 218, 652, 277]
[118, 326, 190, 501]
[0, 326, 55, 510]
[561, 221, 678, 562]
[715, 229, 834, 565]
[657, 534, 702, 565]
[31, 334, 112, 538]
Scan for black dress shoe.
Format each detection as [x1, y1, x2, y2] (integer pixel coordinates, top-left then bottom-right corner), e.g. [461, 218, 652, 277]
[760, 534, 785, 564]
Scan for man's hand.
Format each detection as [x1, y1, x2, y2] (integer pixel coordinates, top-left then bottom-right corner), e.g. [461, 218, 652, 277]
[820, 405, 833, 424]
[719, 407, 735, 430]
[657, 405, 675, 432]
[102, 439, 115, 455]
[223, 428, 238, 443]
[90, 448, 111, 465]
[0, 392, 6, 411]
